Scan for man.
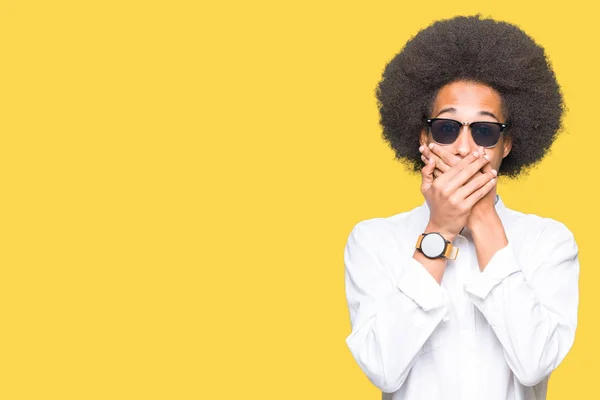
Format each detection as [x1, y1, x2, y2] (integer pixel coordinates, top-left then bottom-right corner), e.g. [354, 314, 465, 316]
[344, 15, 579, 400]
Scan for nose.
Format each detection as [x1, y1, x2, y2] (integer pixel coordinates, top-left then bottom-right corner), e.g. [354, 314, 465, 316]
[452, 125, 477, 157]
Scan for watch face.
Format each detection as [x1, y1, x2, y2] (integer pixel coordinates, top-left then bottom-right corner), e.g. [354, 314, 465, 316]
[421, 233, 446, 258]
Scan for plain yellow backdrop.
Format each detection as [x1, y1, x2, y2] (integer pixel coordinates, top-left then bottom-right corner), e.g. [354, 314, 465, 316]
[0, 0, 596, 399]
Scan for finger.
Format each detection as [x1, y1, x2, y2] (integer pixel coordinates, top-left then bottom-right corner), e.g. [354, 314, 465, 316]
[421, 146, 451, 173]
[428, 143, 461, 168]
[462, 175, 497, 209]
[480, 147, 493, 174]
[420, 154, 444, 179]
[465, 146, 490, 185]
[454, 169, 497, 201]
[447, 152, 491, 189]
[434, 149, 482, 184]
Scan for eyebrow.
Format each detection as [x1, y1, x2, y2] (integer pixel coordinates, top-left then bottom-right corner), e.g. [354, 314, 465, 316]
[435, 107, 501, 121]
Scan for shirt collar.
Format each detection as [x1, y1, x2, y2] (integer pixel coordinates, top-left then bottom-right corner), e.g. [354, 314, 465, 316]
[495, 194, 508, 219]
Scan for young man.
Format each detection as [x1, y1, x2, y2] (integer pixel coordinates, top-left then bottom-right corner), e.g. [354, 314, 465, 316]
[344, 16, 579, 400]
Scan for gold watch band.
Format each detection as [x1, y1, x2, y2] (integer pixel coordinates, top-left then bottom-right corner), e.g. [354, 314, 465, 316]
[444, 243, 459, 260]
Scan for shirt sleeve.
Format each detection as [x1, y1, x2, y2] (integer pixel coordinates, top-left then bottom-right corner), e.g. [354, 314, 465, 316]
[344, 219, 451, 393]
[463, 220, 580, 387]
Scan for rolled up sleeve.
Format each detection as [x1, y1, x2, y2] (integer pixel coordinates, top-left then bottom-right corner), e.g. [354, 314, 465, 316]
[344, 220, 449, 393]
[463, 221, 579, 387]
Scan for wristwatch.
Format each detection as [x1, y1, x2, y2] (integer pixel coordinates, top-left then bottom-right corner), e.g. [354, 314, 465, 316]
[415, 232, 459, 260]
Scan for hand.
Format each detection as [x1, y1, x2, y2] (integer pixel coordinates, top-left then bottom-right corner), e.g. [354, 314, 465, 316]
[419, 147, 497, 239]
[420, 144, 498, 229]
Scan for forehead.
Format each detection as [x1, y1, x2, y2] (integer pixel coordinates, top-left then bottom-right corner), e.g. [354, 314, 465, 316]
[432, 81, 504, 120]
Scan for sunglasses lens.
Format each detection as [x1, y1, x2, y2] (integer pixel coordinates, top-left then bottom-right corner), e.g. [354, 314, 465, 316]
[430, 119, 461, 144]
[471, 123, 502, 147]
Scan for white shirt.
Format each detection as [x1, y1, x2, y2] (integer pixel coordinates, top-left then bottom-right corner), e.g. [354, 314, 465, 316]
[344, 195, 579, 400]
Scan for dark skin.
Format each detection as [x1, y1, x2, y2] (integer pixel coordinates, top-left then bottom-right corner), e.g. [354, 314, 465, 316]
[413, 81, 513, 282]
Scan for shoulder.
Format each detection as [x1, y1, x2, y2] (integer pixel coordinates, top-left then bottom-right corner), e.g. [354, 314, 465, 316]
[505, 208, 575, 241]
[346, 204, 426, 249]
[503, 208, 578, 260]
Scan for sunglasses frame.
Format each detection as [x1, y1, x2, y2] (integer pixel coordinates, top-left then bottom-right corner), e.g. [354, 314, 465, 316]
[426, 118, 508, 148]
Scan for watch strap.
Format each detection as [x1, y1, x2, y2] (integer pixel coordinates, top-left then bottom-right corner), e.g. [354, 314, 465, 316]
[443, 242, 459, 260]
[416, 233, 459, 260]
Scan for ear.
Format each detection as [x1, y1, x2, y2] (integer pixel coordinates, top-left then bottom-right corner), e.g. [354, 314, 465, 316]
[419, 128, 429, 148]
[502, 135, 513, 158]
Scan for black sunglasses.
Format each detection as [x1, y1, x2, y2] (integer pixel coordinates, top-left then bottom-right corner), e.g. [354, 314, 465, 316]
[426, 118, 507, 148]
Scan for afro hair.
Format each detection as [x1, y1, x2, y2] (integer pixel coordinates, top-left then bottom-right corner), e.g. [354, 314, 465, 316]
[376, 15, 564, 178]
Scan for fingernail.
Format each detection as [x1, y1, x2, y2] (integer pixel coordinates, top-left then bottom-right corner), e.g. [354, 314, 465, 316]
[429, 143, 434, 149]
[473, 151, 479, 157]
[419, 145, 424, 152]
[484, 154, 490, 161]
[490, 178, 496, 185]
[492, 169, 498, 176]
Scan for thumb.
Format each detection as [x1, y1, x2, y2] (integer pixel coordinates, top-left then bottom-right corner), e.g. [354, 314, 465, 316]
[421, 157, 435, 192]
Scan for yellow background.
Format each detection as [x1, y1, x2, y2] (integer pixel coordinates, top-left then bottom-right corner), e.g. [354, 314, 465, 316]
[0, 0, 596, 399]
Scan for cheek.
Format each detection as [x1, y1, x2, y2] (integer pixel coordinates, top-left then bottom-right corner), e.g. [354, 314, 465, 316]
[485, 151, 503, 170]
[493, 155, 505, 171]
